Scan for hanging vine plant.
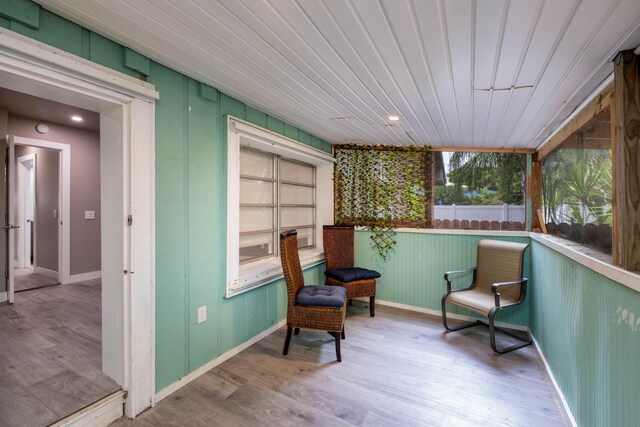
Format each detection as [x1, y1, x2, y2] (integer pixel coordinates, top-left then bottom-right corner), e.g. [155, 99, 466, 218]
[333, 145, 433, 260]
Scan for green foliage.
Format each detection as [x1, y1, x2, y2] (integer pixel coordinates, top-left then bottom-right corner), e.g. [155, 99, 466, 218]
[447, 152, 525, 204]
[435, 185, 470, 205]
[542, 149, 612, 226]
[334, 146, 432, 260]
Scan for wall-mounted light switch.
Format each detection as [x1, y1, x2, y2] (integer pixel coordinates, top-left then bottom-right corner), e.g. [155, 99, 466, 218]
[198, 306, 207, 324]
[84, 210, 95, 220]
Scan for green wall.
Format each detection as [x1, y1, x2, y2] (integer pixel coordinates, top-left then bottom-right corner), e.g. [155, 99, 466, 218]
[354, 231, 532, 325]
[0, 1, 332, 392]
[530, 241, 640, 427]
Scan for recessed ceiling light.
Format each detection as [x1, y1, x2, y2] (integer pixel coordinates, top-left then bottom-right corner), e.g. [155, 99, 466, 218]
[71, 115, 83, 122]
[388, 115, 400, 121]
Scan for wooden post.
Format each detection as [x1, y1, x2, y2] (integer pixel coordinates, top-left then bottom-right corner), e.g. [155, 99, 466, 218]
[526, 153, 542, 231]
[614, 50, 640, 272]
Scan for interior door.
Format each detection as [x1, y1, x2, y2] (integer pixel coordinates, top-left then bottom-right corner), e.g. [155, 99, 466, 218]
[2, 136, 16, 303]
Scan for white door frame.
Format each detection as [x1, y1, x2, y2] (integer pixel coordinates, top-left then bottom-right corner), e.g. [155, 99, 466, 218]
[16, 152, 36, 270]
[14, 138, 70, 282]
[0, 28, 157, 416]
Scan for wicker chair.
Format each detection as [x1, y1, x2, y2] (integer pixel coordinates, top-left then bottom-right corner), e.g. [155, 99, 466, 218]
[441, 239, 531, 354]
[323, 225, 381, 317]
[280, 230, 347, 362]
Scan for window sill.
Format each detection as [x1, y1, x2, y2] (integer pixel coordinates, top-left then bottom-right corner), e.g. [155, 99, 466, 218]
[226, 248, 325, 298]
[530, 233, 640, 293]
[355, 226, 530, 237]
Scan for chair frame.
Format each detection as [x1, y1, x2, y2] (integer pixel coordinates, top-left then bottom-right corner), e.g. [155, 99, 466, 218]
[323, 225, 377, 317]
[280, 230, 347, 362]
[441, 248, 532, 355]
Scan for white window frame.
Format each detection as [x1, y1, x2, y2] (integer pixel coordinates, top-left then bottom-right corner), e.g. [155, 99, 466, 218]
[226, 117, 334, 298]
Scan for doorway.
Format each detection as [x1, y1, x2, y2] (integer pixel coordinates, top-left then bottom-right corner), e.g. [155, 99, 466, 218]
[0, 30, 157, 419]
[13, 142, 67, 293]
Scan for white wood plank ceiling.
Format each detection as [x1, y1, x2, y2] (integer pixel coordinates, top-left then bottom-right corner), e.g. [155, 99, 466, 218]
[36, 0, 640, 149]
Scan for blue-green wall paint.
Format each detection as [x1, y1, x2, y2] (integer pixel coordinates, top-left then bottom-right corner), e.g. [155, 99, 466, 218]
[530, 241, 640, 427]
[354, 231, 532, 325]
[1, 2, 332, 392]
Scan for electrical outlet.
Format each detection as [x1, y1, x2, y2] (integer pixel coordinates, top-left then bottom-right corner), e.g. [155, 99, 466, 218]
[84, 210, 95, 220]
[197, 306, 207, 324]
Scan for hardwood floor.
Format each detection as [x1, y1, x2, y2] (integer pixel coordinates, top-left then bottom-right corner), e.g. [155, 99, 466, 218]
[14, 269, 60, 292]
[0, 280, 120, 426]
[115, 303, 569, 427]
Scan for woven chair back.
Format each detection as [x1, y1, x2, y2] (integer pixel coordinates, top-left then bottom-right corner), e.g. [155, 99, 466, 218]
[475, 239, 529, 301]
[280, 231, 305, 306]
[323, 225, 355, 270]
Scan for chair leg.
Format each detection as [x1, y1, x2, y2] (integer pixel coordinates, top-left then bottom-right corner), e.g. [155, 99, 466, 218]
[283, 326, 293, 356]
[441, 295, 482, 332]
[369, 296, 375, 317]
[294, 328, 300, 335]
[333, 332, 342, 362]
[341, 326, 345, 340]
[488, 310, 532, 354]
[348, 299, 353, 306]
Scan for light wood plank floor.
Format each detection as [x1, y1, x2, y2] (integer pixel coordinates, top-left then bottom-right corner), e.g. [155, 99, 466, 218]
[0, 280, 120, 426]
[15, 269, 60, 292]
[115, 303, 569, 427]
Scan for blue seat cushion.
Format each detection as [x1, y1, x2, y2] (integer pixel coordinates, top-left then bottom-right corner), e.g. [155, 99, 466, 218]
[296, 285, 346, 308]
[325, 267, 381, 283]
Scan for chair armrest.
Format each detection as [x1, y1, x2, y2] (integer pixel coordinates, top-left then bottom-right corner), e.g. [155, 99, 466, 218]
[443, 267, 476, 293]
[491, 278, 528, 308]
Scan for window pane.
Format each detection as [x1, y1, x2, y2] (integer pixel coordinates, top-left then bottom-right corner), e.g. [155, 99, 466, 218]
[280, 183, 313, 205]
[240, 232, 274, 262]
[281, 207, 314, 227]
[280, 159, 314, 185]
[542, 110, 612, 254]
[240, 207, 274, 232]
[433, 151, 526, 230]
[240, 149, 274, 179]
[293, 227, 314, 248]
[240, 179, 274, 204]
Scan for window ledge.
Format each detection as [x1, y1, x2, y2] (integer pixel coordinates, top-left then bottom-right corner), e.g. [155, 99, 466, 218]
[355, 226, 530, 237]
[530, 233, 640, 293]
[226, 248, 325, 298]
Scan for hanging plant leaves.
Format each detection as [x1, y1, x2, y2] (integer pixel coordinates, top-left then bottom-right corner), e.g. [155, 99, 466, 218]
[334, 145, 433, 260]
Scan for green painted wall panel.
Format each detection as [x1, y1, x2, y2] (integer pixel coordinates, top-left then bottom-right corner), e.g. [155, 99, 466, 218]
[311, 136, 323, 150]
[321, 141, 333, 154]
[185, 78, 221, 372]
[0, 0, 39, 29]
[246, 107, 267, 128]
[11, 9, 81, 56]
[267, 116, 285, 135]
[298, 130, 312, 146]
[89, 32, 137, 78]
[530, 241, 640, 427]
[149, 63, 189, 389]
[0, 16, 10, 28]
[124, 48, 150, 76]
[284, 123, 299, 140]
[220, 93, 246, 120]
[354, 231, 531, 325]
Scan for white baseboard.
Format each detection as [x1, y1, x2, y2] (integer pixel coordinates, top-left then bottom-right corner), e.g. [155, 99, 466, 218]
[531, 333, 577, 427]
[68, 271, 101, 283]
[0, 292, 7, 303]
[374, 298, 529, 332]
[34, 266, 58, 279]
[155, 319, 287, 403]
[51, 390, 125, 427]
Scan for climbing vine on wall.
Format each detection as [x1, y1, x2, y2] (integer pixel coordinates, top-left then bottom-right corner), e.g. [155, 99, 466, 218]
[333, 145, 433, 260]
